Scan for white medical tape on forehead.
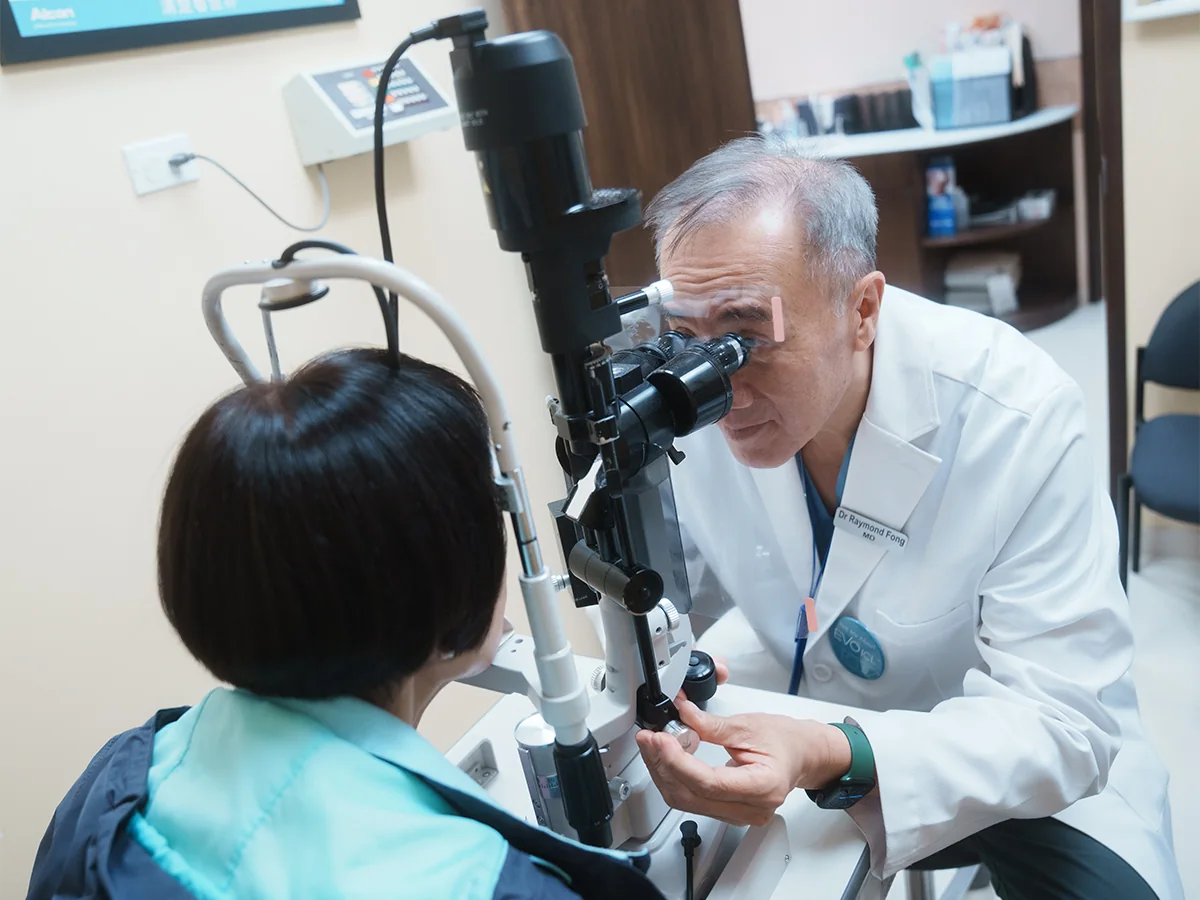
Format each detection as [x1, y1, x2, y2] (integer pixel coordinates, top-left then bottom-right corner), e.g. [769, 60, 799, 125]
[663, 285, 786, 343]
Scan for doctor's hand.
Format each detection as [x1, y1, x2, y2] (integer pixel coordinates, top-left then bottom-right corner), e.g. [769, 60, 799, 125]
[711, 654, 730, 686]
[636, 698, 851, 827]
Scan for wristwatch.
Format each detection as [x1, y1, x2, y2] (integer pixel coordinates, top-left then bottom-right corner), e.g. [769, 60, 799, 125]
[806, 719, 876, 810]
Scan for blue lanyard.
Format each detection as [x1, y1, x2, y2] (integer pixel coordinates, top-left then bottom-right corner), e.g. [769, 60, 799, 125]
[787, 539, 823, 695]
[787, 436, 855, 696]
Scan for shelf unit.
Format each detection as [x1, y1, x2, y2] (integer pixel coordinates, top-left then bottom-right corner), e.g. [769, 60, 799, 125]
[805, 106, 1077, 160]
[1122, 0, 1200, 21]
[818, 109, 1082, 332]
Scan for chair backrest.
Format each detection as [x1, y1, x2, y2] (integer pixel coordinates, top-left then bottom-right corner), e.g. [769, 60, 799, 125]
[1143, 281, 1200, 390]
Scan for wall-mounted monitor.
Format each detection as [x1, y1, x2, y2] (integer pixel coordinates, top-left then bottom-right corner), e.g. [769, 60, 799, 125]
[1, 0, 361, 65]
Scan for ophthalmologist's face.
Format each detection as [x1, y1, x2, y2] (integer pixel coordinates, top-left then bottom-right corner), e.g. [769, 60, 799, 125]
[658, 208, 865, 469]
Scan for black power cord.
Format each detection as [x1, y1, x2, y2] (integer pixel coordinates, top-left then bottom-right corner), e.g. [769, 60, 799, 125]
[271, 239, 399, 365]
[681, 820, 702, 900]
[168, 152, 330, 232]
[372, 10, 488, 358]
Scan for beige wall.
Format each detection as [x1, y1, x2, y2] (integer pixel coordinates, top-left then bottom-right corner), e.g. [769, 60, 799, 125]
[740, 0, 1081, 100]
[0, 1, 602, 892]
[1121, 14, 1200, 446]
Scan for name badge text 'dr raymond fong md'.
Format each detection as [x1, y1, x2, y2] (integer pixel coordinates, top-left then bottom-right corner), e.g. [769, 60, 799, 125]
[833, 507, 907, 552]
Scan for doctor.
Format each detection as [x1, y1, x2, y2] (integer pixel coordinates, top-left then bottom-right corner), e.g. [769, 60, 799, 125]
[633, 136, 1183, 899]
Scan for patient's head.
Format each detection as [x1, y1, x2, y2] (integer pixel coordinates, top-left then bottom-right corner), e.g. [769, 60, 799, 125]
[157, 348, 507, 702]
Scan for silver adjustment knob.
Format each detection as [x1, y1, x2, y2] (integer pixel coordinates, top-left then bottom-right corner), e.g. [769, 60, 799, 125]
[552, 574, 572, 593]
[664, 721, 698, 754]
[590, 665, 607, 693]
[609, 777, 631, 803]
[659, 599, 681, 632]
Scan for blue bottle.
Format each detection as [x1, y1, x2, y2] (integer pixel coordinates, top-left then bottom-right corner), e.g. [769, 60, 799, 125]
[926, 156, 957, 237]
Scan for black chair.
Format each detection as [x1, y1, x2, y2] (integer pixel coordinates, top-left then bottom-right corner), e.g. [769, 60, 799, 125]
[1117, 281, 1200, 589]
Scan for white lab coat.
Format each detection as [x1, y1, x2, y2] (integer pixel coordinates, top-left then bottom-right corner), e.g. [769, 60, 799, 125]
[671, 287, 1183, 898]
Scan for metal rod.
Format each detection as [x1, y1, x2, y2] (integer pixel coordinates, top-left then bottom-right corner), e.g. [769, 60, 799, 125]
[261, 308, 283, 381]
[905, 868, 937, 900]
[942, 864, 985, 900]
[633, 614, 665, 699]
[840, 846, 871, 900]
[507, 469, 544, 576]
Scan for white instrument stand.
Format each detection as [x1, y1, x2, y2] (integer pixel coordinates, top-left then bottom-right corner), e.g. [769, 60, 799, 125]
[200, 257, 890, 899]
[447, 673, 886, 899]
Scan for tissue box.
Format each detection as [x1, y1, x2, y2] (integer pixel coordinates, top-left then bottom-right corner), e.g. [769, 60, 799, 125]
[930, 46, 1012, 129]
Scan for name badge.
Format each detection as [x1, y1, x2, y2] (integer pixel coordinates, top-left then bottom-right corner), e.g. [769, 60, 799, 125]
[834, 507, 907, 552]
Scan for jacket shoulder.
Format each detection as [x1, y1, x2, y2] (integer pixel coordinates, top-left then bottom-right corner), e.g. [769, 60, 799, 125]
[889, 288, 1077, 417]
[26, 708, 190, 900]
[490, 847, 584, 899]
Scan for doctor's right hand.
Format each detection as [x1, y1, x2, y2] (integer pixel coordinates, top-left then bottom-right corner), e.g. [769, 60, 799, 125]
[636, 697, 851, 827]
[711, 654, 730, 686]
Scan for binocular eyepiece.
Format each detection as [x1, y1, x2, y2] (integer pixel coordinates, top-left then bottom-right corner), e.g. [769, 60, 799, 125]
[613, 332, 750, 452]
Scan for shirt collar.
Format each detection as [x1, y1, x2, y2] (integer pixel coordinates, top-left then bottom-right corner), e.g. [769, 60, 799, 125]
[269, 693, 642, 865]
[268, 694, 498, 808]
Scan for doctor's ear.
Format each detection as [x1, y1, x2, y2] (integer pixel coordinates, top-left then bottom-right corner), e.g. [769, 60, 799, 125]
[850, 272, 885, 351]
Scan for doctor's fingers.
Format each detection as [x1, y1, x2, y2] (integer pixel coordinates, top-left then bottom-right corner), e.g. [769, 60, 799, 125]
[675, 698, 755, 748]
[661, 789, 777, 829]
[639, 730, 790, 810]
[636, 735, 771, 825]
[649, 769, 778, 827]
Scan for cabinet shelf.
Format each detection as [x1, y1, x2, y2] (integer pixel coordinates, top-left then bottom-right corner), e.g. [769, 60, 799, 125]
[999, 291, 1080, 331]
[937, 290, 1079, 333]
[923, 212, 1057, 249]
[801, 106, 1078, 160]
[1123, 0, 1200, 21]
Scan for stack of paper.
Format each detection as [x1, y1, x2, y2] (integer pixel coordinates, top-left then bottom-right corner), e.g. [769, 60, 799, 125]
[944, 251, 1021, 316]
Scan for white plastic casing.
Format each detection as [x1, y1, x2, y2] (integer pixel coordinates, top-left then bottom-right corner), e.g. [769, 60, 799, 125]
[282, 58, 459, 167]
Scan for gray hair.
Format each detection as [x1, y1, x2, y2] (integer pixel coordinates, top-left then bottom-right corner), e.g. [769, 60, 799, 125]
[645, 134, 879, 311]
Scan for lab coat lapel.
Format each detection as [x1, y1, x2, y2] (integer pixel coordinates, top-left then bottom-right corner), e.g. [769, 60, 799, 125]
[811, 288, 943, 647]
[749, 462, 816, 603]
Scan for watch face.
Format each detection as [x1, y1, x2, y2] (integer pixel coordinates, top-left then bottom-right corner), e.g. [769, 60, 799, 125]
[811, 779, 875, 810]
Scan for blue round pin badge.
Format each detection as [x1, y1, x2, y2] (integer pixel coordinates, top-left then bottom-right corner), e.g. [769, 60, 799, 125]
[830, 616, 886, 680]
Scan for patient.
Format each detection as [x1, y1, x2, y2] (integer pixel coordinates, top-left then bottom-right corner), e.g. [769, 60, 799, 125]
[26, 349, 661, 900]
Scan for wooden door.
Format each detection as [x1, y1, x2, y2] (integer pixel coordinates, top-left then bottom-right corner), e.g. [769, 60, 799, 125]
[1080, 0, 1128, 497]
[502, 0, 758, 289]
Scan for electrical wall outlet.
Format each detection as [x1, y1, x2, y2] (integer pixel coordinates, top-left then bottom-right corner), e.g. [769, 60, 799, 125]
[122, 134, 199, 196]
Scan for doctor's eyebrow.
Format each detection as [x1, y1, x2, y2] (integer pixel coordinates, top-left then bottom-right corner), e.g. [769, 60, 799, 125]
[664, 301, 775, 324]
[715, 303, 774, 324]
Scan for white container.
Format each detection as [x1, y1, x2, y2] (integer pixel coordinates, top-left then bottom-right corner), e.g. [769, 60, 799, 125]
[1017, 189, 1057, 221]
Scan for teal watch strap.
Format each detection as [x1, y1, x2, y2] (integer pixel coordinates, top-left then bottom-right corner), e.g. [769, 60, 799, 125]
[830, 722, 875, 782]
[805, 720, 876, 810]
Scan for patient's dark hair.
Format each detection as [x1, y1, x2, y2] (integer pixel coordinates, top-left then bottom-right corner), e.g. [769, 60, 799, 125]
[157, 348, 507, 699]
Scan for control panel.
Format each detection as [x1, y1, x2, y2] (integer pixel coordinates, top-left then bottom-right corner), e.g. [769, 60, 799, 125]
[311, 62, 450, 129]
[283, 57, 457, 166]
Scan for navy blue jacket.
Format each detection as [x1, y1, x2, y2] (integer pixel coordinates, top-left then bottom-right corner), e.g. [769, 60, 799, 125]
[26, 707, 664, 900]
